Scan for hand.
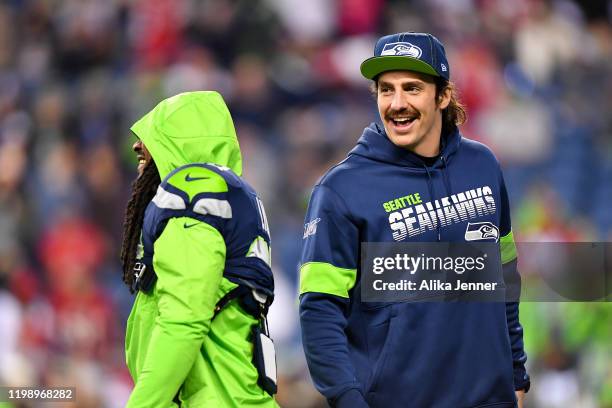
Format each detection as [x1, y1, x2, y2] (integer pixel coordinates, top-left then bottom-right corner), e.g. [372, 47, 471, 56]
[515, 390, 525, 408]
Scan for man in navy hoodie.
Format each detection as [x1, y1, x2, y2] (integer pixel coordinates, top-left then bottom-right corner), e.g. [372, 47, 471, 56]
[299, 32, 530, 408]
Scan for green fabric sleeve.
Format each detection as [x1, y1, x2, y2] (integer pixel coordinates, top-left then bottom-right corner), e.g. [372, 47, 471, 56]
[500, 230, 518, 264]
[299, 262, 357, 298]
[126, 217, 226, 408]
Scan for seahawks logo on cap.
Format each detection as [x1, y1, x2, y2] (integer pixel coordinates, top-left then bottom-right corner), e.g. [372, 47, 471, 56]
[380, 42, 422, 58]
[465, 222, 499, 242]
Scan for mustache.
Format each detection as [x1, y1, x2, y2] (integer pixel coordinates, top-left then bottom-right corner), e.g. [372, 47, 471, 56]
[385, 107, 420, 120]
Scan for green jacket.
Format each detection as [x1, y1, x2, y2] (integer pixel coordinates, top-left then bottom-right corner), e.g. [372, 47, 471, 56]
[125, 92, 278, 407]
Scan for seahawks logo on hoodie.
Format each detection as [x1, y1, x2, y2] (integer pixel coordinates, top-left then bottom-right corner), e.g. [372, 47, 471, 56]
[464, 222, 499, 242]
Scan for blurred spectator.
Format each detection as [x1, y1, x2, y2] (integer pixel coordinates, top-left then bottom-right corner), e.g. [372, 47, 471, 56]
[38, 217, 114, 358]
[514, 0, 582, 85]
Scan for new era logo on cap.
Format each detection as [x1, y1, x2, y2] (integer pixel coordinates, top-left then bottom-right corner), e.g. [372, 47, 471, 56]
[380, 42, 422, 58]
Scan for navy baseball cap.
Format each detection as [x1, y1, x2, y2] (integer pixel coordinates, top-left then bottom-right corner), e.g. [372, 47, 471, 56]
[360, 32, 450, 81]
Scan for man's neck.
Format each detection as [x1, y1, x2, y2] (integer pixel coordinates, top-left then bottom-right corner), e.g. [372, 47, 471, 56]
[411, 122, 442, 157]
[414, 151, 439, 166]
[411, 142, 440, 157]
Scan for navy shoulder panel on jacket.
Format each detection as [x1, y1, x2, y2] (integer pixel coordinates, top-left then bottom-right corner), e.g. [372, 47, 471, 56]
[316, 157, 361, 189]
[458, 136, 502, 170]
[142, 162, 274, 295]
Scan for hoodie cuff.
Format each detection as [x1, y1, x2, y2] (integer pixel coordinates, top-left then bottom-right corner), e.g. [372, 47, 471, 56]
[514, 367, 531, 392]
[331, 388, 369, 408]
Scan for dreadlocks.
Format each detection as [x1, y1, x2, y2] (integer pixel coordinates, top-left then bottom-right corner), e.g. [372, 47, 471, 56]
[120, 160, 161, 292]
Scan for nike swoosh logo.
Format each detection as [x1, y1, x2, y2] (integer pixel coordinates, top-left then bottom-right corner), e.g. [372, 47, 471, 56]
[185, 174, 209, 182]
[184, 222, 200, 228]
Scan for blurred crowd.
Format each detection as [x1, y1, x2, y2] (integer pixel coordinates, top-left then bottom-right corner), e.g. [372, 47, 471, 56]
[0, 0, 610, 407]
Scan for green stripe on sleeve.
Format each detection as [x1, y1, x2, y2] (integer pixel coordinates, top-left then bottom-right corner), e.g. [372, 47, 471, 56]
[299, 262, 357, 298]
[500, 230, 517, 264]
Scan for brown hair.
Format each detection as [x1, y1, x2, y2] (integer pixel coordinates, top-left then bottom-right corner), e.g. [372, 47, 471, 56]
[120, 160, 160, 292]
[434, 77, 467, 135]
[370, 76, 467, 135]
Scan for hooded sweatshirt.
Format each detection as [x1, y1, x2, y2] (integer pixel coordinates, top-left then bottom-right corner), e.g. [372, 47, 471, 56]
[124, 92, 277, 407]
[299, 123, 529, 408]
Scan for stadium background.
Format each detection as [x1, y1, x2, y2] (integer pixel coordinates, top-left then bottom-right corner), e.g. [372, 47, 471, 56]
[0, 0, 610, 406]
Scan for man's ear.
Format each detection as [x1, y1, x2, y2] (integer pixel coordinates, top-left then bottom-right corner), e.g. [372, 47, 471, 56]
[369, 81, 378, 99]
[437, 85, 451, 110]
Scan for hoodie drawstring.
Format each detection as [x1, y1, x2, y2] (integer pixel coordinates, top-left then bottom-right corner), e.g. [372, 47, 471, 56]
[441, 155, 453, 198]
[422, 164, 441, 242]
[441, 154, 462, 230]
[423, 155, 455, 242]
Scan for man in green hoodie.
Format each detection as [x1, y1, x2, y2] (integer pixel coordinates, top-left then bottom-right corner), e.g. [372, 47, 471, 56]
[120, 91, 278, 407]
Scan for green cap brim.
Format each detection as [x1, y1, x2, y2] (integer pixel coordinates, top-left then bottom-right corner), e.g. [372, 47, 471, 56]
[360, 56, 439, 80]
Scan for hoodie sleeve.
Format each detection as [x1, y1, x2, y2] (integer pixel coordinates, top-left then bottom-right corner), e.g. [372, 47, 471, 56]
[499, 174, 531, 392]
[299, 185, 369, 407]
[126, 217, 225, 407]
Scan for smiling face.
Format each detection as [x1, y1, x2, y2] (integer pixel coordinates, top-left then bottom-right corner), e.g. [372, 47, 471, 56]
[377, 70, 450, 156]
[132, 139, 152, 176]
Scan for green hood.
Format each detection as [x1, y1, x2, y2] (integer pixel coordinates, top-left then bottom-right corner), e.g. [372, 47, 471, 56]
[131, 91, 243, 179]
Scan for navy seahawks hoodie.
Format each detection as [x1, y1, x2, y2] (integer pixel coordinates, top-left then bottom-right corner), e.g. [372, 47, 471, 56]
[299, 123, 530, 408]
